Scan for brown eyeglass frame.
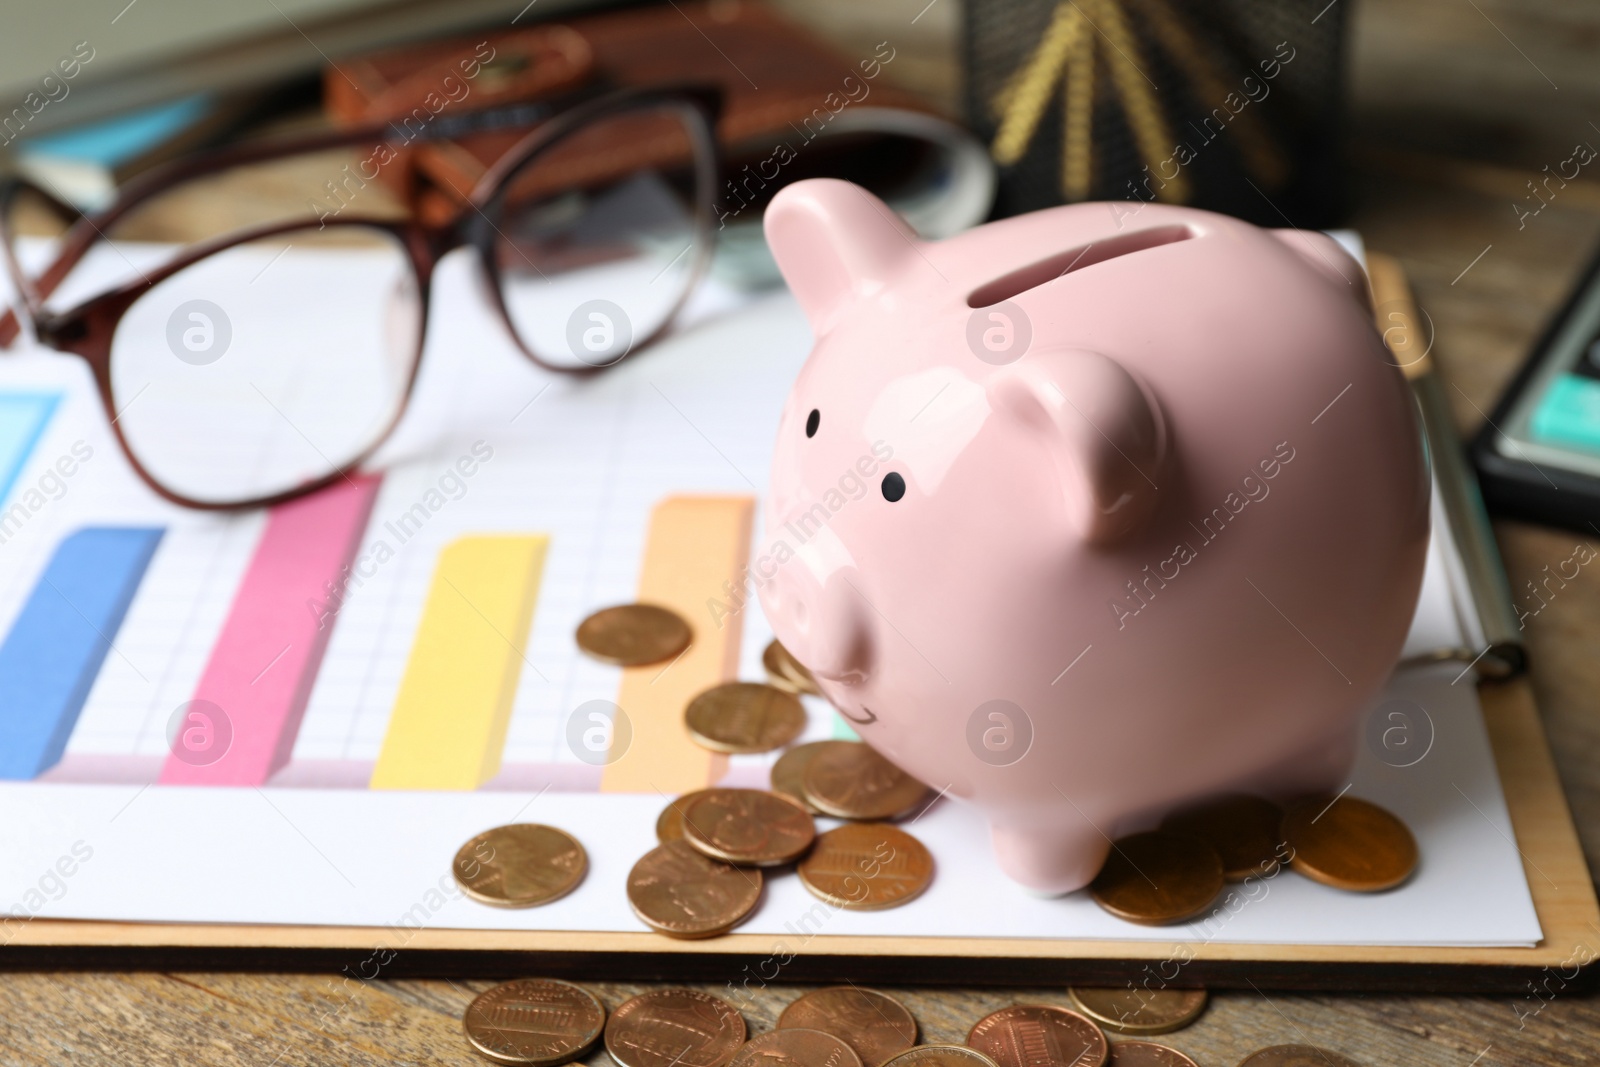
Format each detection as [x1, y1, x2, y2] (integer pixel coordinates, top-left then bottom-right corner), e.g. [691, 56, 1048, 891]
[0, 83, 724, 511]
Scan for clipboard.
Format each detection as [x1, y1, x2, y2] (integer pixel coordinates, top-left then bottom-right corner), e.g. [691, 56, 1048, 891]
[2, 257, 1594, 994]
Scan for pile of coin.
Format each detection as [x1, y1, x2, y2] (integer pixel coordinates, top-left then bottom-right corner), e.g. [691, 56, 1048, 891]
[460, 978, 1367, 1067]
[622, 627, 939, 936]
[460, 609, 942, 934]
[628, 787, 816, 937]
[1089, 792, 1419, 926]
[630, 778, 937, 937]
[568, 605, 1419, 936]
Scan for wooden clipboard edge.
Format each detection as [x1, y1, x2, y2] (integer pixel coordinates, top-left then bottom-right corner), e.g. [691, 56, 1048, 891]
[2, 677, 1595, 993]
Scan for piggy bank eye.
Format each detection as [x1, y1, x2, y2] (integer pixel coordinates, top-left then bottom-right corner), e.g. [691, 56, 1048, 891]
[805, 409, 820, 438]
[881, 472, 906, 502]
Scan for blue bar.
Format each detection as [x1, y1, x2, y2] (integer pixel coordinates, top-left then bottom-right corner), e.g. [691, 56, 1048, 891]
[0, 526, 164, 778]
[0, 392, 60, 502]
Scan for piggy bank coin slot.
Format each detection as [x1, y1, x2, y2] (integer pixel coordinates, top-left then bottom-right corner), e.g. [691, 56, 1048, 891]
[967, 224, 1194, 309]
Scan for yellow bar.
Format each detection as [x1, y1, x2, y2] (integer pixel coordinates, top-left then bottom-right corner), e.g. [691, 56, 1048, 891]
[601, 495, 754, 794]
[370, 535, 549, 791]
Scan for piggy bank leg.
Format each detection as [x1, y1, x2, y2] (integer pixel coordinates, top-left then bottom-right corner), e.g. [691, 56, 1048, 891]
[989, 820, 1112, 896]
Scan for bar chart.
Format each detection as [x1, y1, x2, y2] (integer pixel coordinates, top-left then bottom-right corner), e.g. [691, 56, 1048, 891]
[0, 237, 831, 810]
[0, 293, 811, 797]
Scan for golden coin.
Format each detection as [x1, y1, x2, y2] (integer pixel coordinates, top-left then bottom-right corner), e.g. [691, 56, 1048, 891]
[770, 741, 835, 813]
[1106, 1042, 1199, 1067]
[778, 986, 918, 1067]
[1281, 794, 1417, 892]
[881, 1047, 1000, 1067]
[730, 1028, 863, 1067]
[1236, 1046, 1363, 1067]
[1089, 832, 1223, 926]
[967, 1005, 1109, 1067]
[685, 683, 807, 754]
[1160, 795, 1285, 881]
[764, 638, 821, 695]
[626, 840, 763, 938]
[798, 823, 933, 910]
[452, 824, 587, 908]
[605, 988, 747, 1067]
[656, 790, 715, 843]
[576, 603, 691, 666]
[462, 978, 606, 1066]
[682, 788, 816, 866]
[1067, 988, 1207, 1036]
[801, 742, 931, 821]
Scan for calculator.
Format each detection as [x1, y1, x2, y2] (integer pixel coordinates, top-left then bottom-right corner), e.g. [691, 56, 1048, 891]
[1473, 244, 1600, 532]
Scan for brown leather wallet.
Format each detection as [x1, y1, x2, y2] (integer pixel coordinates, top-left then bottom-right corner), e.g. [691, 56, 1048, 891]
[323, 0, 936, 224]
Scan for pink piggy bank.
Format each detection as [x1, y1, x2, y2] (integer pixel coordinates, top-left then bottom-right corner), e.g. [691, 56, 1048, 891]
[756, 179, 1430, 894]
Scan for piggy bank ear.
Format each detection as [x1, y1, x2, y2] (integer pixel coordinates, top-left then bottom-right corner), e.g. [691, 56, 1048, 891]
[764, 178, 920, 335]
[987, 350, 1167, 545]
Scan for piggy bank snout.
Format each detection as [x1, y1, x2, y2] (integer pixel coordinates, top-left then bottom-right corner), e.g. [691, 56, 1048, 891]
[762, 554, 873, 684]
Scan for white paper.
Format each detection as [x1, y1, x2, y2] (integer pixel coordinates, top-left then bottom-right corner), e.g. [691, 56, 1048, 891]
[0, 241, 1541, 947]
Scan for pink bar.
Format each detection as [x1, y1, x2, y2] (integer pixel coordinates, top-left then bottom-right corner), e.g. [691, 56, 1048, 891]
[159, 476, 381, 786]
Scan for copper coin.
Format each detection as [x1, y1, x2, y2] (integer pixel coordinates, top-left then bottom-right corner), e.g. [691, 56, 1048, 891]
[1089, 832, 1224, 926]
[685, 683, 807, 754]
[576, 603, 692, 666]
[657, 790, 715, 843]
[771, 741, 835, 814]
[1160, 795, 1285, 881]
[1281, 794, 1417, 892]
[682, 788, 816, 866]
[1106, 1042, 1199, 1067]
[452, 824, 587, 908]
[881, 1047, 1000, 1067]
[1236, 1046, 1363, 1067]
[764, 638, 821, 695]
[802, 742, 930, 821]
[463, 978, 605, 1066]
[798, 823, 933, 910]
[730, 1028, 863, 1067]
[1067, 988, 1207, 1036]
[778, 986, 918, 1067]
[604, 988, 747, 1067]
[626, 840, 763, 938]
[967, 1005, 1109, 1067]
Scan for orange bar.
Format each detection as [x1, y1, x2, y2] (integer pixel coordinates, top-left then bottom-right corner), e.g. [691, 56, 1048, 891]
[600, 495, 754, 794]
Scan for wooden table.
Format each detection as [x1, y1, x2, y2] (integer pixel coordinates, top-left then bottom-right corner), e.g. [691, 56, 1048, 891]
[0, 161, 1587, 1067]
[11, 11, 1600, 1066]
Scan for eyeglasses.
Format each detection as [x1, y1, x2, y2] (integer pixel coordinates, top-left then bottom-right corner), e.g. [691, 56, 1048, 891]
[0, 85, 723, 510]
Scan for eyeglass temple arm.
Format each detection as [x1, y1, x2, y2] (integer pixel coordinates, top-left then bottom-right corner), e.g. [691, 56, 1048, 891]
[0, 85, 726, 350]
[0, 100, 566, 352]
[0, 185, 94, 349]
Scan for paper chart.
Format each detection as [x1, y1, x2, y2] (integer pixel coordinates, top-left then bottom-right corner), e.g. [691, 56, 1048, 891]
[0, 241, 1543, 948]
